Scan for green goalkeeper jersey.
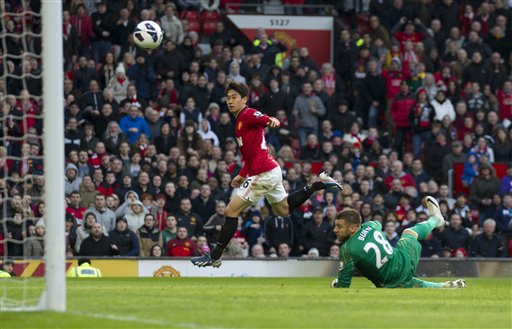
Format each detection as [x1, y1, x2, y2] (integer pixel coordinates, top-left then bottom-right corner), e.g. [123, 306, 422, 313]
[336, 221, 413, 288]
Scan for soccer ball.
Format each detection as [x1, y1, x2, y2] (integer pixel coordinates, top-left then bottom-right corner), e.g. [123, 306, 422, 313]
[133, 20, 163, 50]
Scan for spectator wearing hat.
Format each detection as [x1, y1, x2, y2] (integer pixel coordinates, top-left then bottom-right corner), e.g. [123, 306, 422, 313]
[127, 53, 156, 101]
[300, 207, 335, 256]
[151, 194, 170, 231]
[76, 211, 100, 253]
[65, 163, 82, 197]
[198, 118, 220, 147]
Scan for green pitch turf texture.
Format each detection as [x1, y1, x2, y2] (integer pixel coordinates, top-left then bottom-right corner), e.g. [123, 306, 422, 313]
[1, 277, 510, 328]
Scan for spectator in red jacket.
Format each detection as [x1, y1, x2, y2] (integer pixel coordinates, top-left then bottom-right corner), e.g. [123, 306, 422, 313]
[165, 227, 198, 257]
[497, 80, 512, 121]
[391, 80, 415, 155]
[69, 4, 94, 57]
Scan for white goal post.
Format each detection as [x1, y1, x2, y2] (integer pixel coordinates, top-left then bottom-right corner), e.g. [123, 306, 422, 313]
[41, 0, 66, 311]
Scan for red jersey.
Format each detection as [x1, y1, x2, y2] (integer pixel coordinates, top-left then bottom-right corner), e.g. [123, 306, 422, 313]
[382, 70, 404, 99]
[66, 206, 86, 226]
[235, 107, 278, 177]
[394, 32, 424, 52]
[165, 238, 198, 257]
[497, 90, 512, 120]
[384, 173, 416, 191]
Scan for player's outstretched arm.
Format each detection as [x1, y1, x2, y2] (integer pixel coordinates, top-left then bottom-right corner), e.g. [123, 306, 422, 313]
[267, 116, 281, 128]
[332, 245, 353, 288]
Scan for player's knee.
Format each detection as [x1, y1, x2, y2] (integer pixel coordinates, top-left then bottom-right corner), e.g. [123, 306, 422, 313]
[402, 229, 418, 238]
[271, 201, 289, 217]
[225, 204, 246, 218]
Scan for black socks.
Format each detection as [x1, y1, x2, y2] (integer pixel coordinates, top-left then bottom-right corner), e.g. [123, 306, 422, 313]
[210, 216, 238, 260]
[286, 182, 324, 210]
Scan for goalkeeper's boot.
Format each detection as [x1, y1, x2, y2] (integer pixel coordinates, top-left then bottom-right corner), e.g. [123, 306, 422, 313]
[441, 279, 467, 288]
[319, 172, 344, 191]
[425, 196, 445, 229]
[191, 254, 222, 268]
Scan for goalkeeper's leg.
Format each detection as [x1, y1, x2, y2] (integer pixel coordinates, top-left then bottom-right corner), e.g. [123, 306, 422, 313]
[403, 196, 445, 241]
[411, 278, 467, 288]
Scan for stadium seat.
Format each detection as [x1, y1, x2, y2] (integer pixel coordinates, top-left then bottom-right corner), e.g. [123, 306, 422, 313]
[200, 10, 221, 36]
[357, 14, 371, 34]
[181, 10, 200, 21]
[200, 10, 220, 21]
[202, 20, 217, 36]
[186, 19, 201, 34]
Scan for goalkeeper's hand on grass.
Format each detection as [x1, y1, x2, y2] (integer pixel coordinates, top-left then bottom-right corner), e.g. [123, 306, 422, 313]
[330, 278, 338, 288]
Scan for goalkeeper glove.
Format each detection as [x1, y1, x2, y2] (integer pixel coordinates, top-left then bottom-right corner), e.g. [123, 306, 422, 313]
[330, 278, 338, 288]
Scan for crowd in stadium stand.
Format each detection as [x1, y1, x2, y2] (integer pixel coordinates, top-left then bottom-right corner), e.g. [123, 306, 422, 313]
[1, 0, 512, 260]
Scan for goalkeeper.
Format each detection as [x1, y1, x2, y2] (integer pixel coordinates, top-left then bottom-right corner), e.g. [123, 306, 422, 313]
[331, 196, 466, 288]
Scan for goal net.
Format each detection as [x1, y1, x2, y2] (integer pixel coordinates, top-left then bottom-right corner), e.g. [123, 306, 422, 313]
[1, 1, 65, 311]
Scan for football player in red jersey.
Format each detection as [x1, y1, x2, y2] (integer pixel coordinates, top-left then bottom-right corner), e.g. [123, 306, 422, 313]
[192, 82, 343, 267]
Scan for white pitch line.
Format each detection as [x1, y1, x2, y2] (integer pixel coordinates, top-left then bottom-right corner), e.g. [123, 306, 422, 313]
[68, 310, 227, 329]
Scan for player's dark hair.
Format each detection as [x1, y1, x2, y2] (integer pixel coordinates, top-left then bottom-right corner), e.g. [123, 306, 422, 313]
[336, 208, 362, 227]
[225, 81, 249, 98]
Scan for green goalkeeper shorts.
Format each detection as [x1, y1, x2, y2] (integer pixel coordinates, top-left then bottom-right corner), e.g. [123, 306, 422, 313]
[393, 233, 422, 288]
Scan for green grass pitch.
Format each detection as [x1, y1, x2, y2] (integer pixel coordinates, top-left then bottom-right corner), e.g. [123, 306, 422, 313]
[1, 277, 510, 328]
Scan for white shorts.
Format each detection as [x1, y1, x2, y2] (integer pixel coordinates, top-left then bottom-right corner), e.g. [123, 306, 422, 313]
[236, 166, 287, 204]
